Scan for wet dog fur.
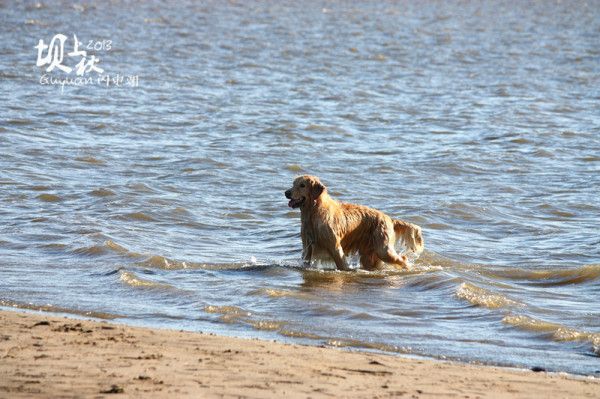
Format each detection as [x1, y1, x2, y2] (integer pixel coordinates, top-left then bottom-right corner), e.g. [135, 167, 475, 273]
[285, 175, 424, 271]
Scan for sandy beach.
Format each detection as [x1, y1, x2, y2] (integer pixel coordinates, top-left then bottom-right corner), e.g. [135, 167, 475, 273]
[1, 309, 597, 398]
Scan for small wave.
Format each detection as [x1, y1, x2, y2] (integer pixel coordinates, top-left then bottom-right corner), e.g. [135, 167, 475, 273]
[29, 185, 51, 191]
[417, 250, 469, 269]
[403, 273, 457, 292]
[503, 315, 600, 355]
[285, 164, 303, 172]
[249, 320, 286, 331]
[75, 156, 106, 165]
[137, 254, 269, 271]
[203, 304, 288, 332]
[248, 287, 313, 300]
[119, 271, 174, 290]
[119, 212, 155, 222]
[580, 155, 600, 162]
[482, 264, 600, 287]
[89, 188, 116, 197]
[105, 240, 144, 258]
[0, 299, 119, 320]
[203, 305, 251, 317]
[126, 183, 157, 193]
[37, 193, 62, 202]
[138, 255, 242, 270]
[6, 119, 33, 126]
[279, 329, 323, 340]
[326, 338, 410, 354]
[49, 119, 68, 126]
[142, 255, 189, 269]
[456, 282, 521, 309]
[224, 212, 255, 220]
[94, 268, 121, 277]
[347, 312, 377, 321]
[72, 244, 108, 257]
[204, 305, 252, 321]
[202, 302, 412, 355]
[203, 305, 252, 323]
[39, 243, 67, 250]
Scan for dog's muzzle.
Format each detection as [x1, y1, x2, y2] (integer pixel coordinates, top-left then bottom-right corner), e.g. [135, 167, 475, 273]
[285, 190, 304, 208]
[288, 197, 305, 208]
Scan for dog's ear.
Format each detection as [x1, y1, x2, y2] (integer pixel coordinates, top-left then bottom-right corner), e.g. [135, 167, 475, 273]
[311, 180, 324, 199]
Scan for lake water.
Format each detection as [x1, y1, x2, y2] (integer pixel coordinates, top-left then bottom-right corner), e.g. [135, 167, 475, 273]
[1, 0, 599, 375]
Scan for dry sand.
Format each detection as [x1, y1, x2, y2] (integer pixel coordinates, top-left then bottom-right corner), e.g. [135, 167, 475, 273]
[1, 309, 598, 398]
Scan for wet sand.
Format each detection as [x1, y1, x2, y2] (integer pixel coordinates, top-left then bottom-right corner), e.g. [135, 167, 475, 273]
[1, 309, 598, 398]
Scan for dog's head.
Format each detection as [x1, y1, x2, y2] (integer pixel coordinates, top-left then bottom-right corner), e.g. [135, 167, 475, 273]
[285, 175, 325, 209]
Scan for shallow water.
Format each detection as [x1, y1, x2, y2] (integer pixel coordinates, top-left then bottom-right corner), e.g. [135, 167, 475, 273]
[1, 0, 600, 375]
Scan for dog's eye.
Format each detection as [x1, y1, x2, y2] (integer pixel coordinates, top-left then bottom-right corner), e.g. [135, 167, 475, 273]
[300, 183, 305, 188]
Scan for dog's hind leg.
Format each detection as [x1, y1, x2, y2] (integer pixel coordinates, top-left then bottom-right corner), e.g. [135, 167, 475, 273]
[360, 253, 382, 271]
[377, 246, 409, 270]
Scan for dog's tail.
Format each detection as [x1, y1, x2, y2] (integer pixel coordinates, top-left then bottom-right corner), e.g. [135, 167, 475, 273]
[393, 219, 424, 256]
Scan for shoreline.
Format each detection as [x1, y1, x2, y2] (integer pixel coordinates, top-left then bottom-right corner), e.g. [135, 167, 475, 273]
[1, 309, 598, 398]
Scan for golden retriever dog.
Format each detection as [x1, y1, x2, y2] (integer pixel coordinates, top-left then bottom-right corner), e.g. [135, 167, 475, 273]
[285, 175, 424, 271]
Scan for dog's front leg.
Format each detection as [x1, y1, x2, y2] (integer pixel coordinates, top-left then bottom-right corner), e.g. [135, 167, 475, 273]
[301, 224, 314, 265]
[328, 243, 350, 271]
[320, 229, 350, 271]
[302, 242, 313, 265]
